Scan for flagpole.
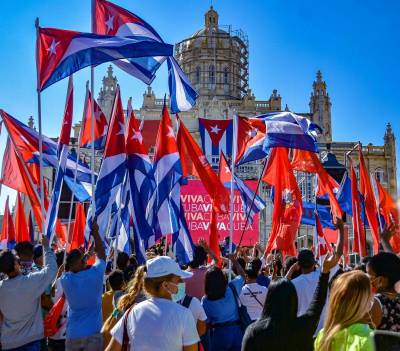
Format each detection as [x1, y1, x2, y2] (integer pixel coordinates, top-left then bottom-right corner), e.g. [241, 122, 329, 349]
[237, 155, 270, 247]
[313, 175, 319, 259]
[65, 82, 89, 250]
[35, 18, 46, 237]
[371, 173, 384, 232]
[90, 0, 96, 216]
[228, 113, 238, 281]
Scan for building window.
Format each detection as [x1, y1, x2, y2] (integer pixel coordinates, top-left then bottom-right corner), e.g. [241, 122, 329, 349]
[209, 65, 215, 84]
[375, 167, 385, 183]
[196, 66, 201, 84]
[224, 67, 229, 84]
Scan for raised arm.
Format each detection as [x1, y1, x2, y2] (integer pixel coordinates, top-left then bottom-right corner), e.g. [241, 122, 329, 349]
[29, 235, 58, 297]
[198, 237, 219, 265]
[334, 217, 344, 257]
[228, 253, 246, 279]
[380, 222, 396, 253]
[92, 218, 106, 261]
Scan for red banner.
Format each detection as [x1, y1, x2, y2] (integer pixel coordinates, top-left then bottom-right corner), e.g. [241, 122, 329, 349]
[181, 180, 260, 246]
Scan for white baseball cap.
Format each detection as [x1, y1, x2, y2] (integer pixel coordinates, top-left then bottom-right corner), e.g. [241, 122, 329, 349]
[146, 256, 193, 279]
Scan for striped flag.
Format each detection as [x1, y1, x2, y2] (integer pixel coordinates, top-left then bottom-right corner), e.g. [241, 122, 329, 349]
[199, 118, 233, 162]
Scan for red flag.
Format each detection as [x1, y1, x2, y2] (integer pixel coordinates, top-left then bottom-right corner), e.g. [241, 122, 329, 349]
[177, 117, 229, 214]
[350, 160, 366, 257]
[4, 139, 64, 243]
[263, 147, 302, 256]
[14, 193, 30, 243]
[316, 174, 340, 198]
[291, 149, 342, 219]
[0, 138, 28, 193]
[376, 179, 400, 253]
[69, 203, 86, 251]
[358, 148, 380, 254]
[209, 208, 222, 267]
[59, 76, 73, 145]
[1, 197, 15, 244]
[315, 211, 332, 259]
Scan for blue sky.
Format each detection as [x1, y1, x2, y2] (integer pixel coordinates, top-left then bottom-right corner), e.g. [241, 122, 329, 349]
[0, 0, 399, 212]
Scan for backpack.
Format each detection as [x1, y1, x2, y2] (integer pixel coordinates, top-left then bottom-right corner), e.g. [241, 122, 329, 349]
[180, 295, 193, 309]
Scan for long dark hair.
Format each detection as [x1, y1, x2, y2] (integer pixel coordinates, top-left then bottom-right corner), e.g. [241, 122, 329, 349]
[205, 266, 228, 301]
[262, 278, 298, 321]
[258, 277, 298, 346]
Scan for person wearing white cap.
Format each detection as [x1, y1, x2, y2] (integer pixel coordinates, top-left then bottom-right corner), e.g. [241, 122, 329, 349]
[106, 256, 200, 351]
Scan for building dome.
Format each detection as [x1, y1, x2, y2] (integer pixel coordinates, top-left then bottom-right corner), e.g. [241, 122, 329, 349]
[174, 6, 249, 100]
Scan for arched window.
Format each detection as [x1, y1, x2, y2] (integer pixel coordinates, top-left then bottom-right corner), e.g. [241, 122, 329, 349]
[375, 167, 385, 183]
[195, 66, 201, 84]
[209, 65, 215, 84]
[224, 67, 229, 84]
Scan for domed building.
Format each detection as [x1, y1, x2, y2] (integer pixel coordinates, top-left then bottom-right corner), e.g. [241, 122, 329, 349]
[66, 6, 396, 260]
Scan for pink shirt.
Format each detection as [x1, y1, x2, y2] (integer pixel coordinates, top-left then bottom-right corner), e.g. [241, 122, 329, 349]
[185, 267, 207, 299]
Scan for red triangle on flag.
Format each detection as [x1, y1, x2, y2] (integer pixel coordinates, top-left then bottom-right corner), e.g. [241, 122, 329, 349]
[199, 118, 232, 146]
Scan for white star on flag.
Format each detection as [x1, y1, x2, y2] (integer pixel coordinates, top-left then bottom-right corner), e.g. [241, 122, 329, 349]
[210, 125, 221, 134]
[224, 166, 231, 174]
[105, 15, 114, 33]
[132, 130, 143, 144]
[47, 39, 60, 55]
[116, 121, 125, 136]
[167, 126, 175, 138]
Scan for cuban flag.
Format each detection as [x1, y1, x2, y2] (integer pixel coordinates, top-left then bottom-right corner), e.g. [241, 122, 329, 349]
[111, 175, 131, 255]
[94, 0, 165, 84]
[94, 85, 126, 238]
[147, 102, 182, 243]
[256, 112, 322, 153]
[170, 166, 194, 265]
[93, 0, 198, 113]
[199, 118, 233, 163]
[236, 116, 267, 165]
[45, 76, 73, 241]
[219, 152, 265, 224]
[80, 87, 108, 149]
[37, 26, 173, 90]
[172, 203, 195, 265]
[126, 108, 155, 257]
[0, 110, 94, 201]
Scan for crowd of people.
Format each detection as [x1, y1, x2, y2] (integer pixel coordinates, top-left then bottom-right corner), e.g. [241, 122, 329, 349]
[0, 218, 399, 351]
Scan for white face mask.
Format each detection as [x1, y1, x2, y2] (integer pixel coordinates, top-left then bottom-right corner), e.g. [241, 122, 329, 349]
[165, 282, 186, 302]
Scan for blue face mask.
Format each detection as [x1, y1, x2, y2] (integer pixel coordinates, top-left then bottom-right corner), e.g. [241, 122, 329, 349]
[171, 282, 186, 302]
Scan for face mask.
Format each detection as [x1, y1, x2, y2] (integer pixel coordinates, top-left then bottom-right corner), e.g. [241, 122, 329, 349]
[170, 282, 186, 302]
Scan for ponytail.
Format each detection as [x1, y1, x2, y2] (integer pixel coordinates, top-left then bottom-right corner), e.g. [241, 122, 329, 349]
[118, 265, 146, 312]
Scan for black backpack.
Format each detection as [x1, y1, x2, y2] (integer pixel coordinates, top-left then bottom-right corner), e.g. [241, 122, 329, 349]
[180, 295, 193, 308]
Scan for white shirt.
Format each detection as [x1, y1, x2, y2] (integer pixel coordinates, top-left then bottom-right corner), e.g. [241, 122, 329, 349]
[179, 296, 207, 322]
[239, 283, 267, 321]
[292, 266, 339, 333]
[111, 297, 200, 351]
